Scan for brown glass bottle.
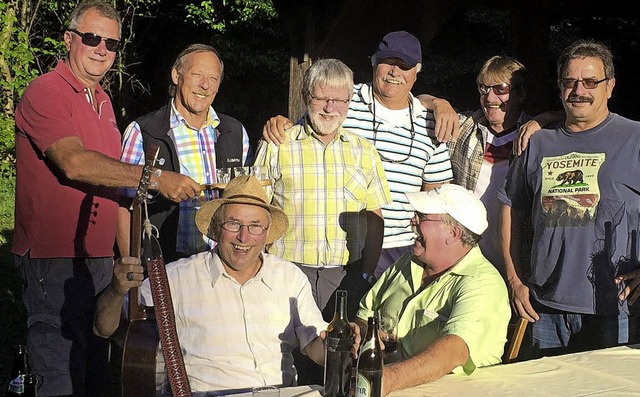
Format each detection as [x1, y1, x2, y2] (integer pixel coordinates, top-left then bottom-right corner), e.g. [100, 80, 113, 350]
[355, 316, 383, 397]
[23, 374, 38, 397]
[324, 290, 354, 397]
[6, 344, 29, 396]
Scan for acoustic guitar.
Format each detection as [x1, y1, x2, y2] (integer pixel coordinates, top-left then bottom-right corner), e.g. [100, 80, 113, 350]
[121, 145, 191, 396]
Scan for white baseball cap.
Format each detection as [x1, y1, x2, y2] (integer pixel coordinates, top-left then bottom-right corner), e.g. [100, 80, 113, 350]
[405, 184, 488, 235]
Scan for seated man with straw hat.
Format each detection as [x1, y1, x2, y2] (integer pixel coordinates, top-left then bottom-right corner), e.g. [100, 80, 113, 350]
[94, 175, 360, 393]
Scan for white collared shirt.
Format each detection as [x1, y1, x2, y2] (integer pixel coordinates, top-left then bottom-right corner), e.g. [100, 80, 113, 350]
[141, 250, 328, 392]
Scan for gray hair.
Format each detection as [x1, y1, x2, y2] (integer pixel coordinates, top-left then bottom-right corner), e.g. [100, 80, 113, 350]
[302, 59, 354, 100]
[557, 39, 615, 80]
[169, 44, 224, 98]
[441, 214, 481, 247]
[68, 0, 122, 36]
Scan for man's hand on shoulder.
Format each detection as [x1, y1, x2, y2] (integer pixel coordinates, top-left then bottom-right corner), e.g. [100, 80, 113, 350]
[416, 94, 460, 143]
[262, 115, 293, 145]
[514, 111, 564, 155]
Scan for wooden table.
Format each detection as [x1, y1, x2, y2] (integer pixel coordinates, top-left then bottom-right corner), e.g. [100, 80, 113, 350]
[388, 344, 640, 396]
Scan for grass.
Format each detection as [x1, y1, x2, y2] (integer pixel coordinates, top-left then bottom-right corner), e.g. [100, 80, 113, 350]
[0, 176, 26, 394]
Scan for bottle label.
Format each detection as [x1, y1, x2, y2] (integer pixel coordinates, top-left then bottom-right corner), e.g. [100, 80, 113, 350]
[355, 372, 371, 397]
[355, 369, 382, 397]
[326, 336, 355, 352]
[8, 374, 25, 393]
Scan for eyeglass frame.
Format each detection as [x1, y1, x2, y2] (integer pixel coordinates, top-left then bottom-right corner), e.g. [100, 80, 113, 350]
[413, 211, 444, 224]
[221, 220, 269, 236]
[308, 93, 351, 106]
[558, 77, 609, 90]
[68, 28, 120, 52]
[477, 83, 512, 96]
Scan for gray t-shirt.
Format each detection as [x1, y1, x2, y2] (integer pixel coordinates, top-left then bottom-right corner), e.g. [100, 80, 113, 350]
[499, 113, 640, 315]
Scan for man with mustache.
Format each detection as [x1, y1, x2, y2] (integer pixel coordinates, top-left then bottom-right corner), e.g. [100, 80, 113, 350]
[356, 184, 510, 396]
[117, 44, 253, 262]
[500, 39, 640, 359]
[254, 58, 391, 321]
[262, 31, 454, 285]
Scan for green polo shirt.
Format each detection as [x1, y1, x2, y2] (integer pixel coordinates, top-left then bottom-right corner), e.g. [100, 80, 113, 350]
[357, 246, 510, 374]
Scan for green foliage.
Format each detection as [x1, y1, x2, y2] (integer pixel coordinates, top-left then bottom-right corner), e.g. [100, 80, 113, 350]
[185, 0, 277, 32]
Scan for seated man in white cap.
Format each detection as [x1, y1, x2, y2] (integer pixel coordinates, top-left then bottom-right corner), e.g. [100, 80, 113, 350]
[356, 184, 510, 395]
[94, 175, 360, 393]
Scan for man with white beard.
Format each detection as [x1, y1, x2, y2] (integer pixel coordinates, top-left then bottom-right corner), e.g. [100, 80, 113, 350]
[254, 58, 391, 322]
[263, 32, 455, 287]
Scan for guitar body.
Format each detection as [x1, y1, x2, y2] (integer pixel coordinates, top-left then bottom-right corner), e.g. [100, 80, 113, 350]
[122, 319, 160, 396]
[120, 144, 192, 396]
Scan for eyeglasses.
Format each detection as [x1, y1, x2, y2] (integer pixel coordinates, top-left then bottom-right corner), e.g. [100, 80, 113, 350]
[221, 220, 268, 235]
[477, 83, 511, 96]
[559, 77, 609, 89]
[68, 28, 120, 52]
[414, 211, 444, 223]
[309, 93, 350, 106]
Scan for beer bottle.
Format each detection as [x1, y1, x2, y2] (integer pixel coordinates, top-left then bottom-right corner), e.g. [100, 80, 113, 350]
[355, 316, 383, 397]
[6, 344, 29, 396]
[23, 374, 38, 397]
[324, 290, 354, 397]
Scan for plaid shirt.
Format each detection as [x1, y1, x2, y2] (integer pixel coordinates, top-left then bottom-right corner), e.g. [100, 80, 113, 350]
[120, 101, 252, 255]
[254, 120, 392, 267]
[449, 110, 530, 190]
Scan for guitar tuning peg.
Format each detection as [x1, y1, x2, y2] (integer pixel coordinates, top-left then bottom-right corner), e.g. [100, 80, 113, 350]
[157, 158, 165, 166]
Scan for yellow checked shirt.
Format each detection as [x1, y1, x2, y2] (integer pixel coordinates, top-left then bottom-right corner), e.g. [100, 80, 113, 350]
[254, 121, 392, 267]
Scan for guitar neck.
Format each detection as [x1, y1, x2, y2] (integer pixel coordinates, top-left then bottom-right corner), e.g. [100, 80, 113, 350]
[128, 202, 148, 321]
[127, 144, 159, 322]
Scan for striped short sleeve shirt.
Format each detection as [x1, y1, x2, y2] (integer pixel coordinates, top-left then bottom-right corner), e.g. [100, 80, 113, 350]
[343, 83, 453, 248]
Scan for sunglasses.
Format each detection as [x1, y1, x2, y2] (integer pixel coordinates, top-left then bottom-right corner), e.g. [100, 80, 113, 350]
[68, 28, 119, 52]
[559, 77, 609, 90]
[477, 83, 511, 96]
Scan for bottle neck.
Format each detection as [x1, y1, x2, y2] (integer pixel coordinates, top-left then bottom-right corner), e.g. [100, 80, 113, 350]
[366, 317, 379, 340]
[336, 293, 348, 320]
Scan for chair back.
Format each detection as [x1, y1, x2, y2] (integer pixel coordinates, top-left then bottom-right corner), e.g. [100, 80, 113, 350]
[503, 317, 528, 364]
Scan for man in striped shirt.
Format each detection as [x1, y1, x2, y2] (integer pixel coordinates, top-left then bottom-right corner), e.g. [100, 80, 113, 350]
[262, 31, 454, 283]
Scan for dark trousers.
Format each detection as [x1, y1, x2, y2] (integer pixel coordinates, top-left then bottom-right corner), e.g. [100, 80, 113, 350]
[15, 253, 113, 396]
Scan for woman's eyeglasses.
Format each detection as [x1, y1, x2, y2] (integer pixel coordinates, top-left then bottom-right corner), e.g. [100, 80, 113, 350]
[68, 28, 120, 52]
[559, 77, 609, 90]
[477, 83, 511, 96]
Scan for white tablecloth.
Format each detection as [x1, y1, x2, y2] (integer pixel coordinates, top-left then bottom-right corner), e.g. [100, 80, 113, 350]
[218, 385, 322, 397]
[388, 344, 640, 396]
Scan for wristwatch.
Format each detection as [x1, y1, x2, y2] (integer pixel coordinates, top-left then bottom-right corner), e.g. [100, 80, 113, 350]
[362, 272, 377, 286]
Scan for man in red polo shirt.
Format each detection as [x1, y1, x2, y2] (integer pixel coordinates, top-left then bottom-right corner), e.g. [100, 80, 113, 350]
[12, 1, 201, 395]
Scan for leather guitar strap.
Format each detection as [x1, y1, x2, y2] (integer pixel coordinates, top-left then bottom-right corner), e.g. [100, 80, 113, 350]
[141, 200, 190, 396]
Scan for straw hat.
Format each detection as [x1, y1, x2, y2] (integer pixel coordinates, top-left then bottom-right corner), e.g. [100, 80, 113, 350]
[195, 175, 289, 244]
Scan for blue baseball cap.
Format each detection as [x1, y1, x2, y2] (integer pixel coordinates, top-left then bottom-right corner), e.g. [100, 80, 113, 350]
[373, 31, 422, 68]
